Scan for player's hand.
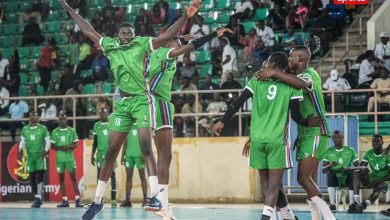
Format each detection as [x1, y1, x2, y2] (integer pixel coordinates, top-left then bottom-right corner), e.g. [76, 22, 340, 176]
[58, 0, 72, 11]
[91, 156, 95, 166]
[216, 28, 233, 37]
[330, 161, 338, 167]
[185, 0, 202, 18]
[255, 69, 275, 81]
[242, 139, 250, 157]
[307, 116, 323, 127]
[41, 150, 47, 159]
[340, 166, 348, 173]
[212, 121, 224, 136]
[182, 34, 194, 41]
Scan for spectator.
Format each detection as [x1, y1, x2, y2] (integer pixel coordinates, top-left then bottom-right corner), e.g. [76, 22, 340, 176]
[198, 92, 227, 136]
[323, 69, 351, 91]
[0, 78, 10, 116]
[200, 74, 220, 107]
[0, 53, 9, 78]
[4, 48, 20, 95]
[36, 38, 58, 92]
[179, 77, 198, 96]
[374, 32, 390, 71]
[255, 20, 275, 47]
[19, 0, 49, 24]
[286, 1, 308, 30]
[59, 64, 78, 95]
[220, 72, 242, 101]
[305, 29, 321, 57]
[90, 11, 104, 30]
[358, 50, 377, 86]
[46, 80, 61, 108]
[9, 94, 29, 142]
[225, 17, 246, 46]
[310, 9, 336, 53]
[38, 99, 58, 132]
[76, 35, 92, 75]
[281, 26, 301, 53]
[240, 28, 260, 60]
[67, 0, 87, 19]
[134, 8, 149, 31]
[178, 57, 198, 79]
[102, 7, 117, 37]
[22, 17, 44, 46]
[219, 38, 238, 85]
[367, 69, 390, 112]
[135, 23, 156, 37]
[300, 0, 323, 19]
[181, 95, 202, 134]
[326, 2, 346, 23]
[250, 39, 270, 71]
[68, 34, 78, 72]
[64, 80, 87, 138]
[91, 96, 112, 115]
[233, 0, 254, 20]
[145, 0, 168, 24]
[91, 51, 110, 82]
[268, 4, 287, 30]
[190, 16, 210, 50]
[102, 0, 116, 20]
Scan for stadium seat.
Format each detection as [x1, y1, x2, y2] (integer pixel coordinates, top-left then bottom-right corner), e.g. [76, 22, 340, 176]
[195, 51, 211, 64]
[31, 47, 42, 58]
[51, 70, 60, 80]
[203, 12, 217, 24]
[216, 0, 230, 10]
[3, 24, 17, 35]
[254, 8, 269, 20]
[4, 2, 18, 13]
[242, 21, 256, 34]
[18, 47, 31, 59]
[37, 85, 44, 95]
[19, 2, 32, 11]
[49, 0, 63, 9]
[103, 82, 112, 93]
[1, 48, 14, 58]
[19, 73, 28, 84]
[217, 12, 231, 23]
[2, 36, 16, 48]
[29, 71, 41, 84]
[84, 84, 95, 94]
[18, 85, 29, 97]
[199, 64, 212, 79]
[19, 59, 30, 71]
[90, 0, 105, 7]
[81, 70, 93, 78]
[199, 0, 214, 12]
[48, 21, 61, 33]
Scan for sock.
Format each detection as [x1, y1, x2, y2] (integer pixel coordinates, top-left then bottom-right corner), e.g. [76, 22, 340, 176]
[157, 184, 169, 210]
[365, 200, 371, 206]
[270, 208, 277, 220]
[143, 193, 147, 199]
[63, 196, 68, 201]
[37, 182, 43, 197]
[327, 187, 336, 205]
[262, 205, 274, 218]
[348, 190, 354, 205]
[94, 180, 107, 204]
[280, 205, 295, 219]
[311, 196, 336, 220]
[126, 192, 131, 201]
[75, 195, 80, 200]
[148, 176, 159, 196]
[277, 211, 283, 220]
[111, 190, 117, 200]
[354, 195, 360, 203]
[35, 194, 42, 199]
[308, 200, 321, 220]
[387, 189, 390, 203]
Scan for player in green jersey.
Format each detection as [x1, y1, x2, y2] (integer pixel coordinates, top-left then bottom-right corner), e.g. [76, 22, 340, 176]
[18, 111, 50, 208]
[322, 131, 360, 213]
[58, 0, 202, 217]
[91, 108, 117, 207]
[120, 123, 148, 208]
[256, 46, 335, 220]
[214, 53, 306, 220]
[51, 111, 83, 208]
[358, 134, 390, 210]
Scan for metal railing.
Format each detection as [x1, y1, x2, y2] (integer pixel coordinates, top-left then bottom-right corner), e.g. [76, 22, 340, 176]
[1, 88, 389, 137]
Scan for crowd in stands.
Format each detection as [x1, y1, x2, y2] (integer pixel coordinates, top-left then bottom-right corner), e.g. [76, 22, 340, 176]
[0, 0, 388, 139]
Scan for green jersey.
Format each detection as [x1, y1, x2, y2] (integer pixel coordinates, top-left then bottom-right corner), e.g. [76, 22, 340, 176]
[323, 146, 358, 171]
[50, 126, 78, 162]
[246, 78, 303, 144]
[21, 124, 49, 153]
[297, 67, 331, 137]
[362, 149, 390, 181]
[126, 124, 142, 157]
[149, 47, 176, 101]
[100, 36, 154, 95]
[92, 121, 109, 158]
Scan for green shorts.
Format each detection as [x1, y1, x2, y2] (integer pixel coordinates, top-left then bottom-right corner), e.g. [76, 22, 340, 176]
[250, 141, 293, 170]
[154, 97, 175, 130]
[27, 153, 47, 173]
[125, 156, 145, 169]
[296, 135, 330, 161]
[56, 160, 76, 174]
[109, 95, 156, 132]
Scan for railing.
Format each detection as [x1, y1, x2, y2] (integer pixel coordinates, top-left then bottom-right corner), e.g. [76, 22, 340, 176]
[1, 88, 389, 137]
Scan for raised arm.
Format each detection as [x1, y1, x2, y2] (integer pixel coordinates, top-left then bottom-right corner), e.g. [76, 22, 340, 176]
[59, 0, 102, 44]
[152, 0, 202, 50]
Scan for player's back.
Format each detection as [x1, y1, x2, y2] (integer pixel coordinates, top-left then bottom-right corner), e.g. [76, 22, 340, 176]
[246, 78, 302, 144]
[298, 67, 331, 137]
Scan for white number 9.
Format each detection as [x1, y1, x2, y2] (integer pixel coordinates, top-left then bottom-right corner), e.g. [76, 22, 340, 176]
[267, 85, 277, 100]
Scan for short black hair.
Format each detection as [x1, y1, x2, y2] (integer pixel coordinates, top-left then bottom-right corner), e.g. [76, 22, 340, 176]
[365, 50, 374, 57]
[268, 52, 288, 70]
[333, 130, 342, 135]
[119, 22, 133, 29]
[373, 134, 383, 140]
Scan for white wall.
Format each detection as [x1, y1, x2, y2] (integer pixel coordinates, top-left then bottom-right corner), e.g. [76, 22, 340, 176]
[367, 0, 390, 49]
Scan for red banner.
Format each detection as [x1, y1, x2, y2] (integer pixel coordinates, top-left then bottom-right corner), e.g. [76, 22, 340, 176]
[0, 141, 84, 202]
[333, 0, 369, 5]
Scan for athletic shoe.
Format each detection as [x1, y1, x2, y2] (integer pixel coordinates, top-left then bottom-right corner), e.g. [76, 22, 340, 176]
[75, 198, 84, 208]
[120, 200, 132, 207]
[82, 202, 104, 220]
[361, 202, 368, 210]
[31, 197, 42, 208]
[143, 196, 162, 212]
[57, 199, 70, 208]
[329, 204, 336, 212]
[111, 199, 118, 208]
[381, 209, 390, 217]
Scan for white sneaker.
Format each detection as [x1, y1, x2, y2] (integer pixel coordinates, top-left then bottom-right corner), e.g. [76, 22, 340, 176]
[153, 203, 176, 220]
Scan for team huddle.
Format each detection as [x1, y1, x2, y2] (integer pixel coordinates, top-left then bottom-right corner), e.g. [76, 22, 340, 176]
[17, 0, 390, 220]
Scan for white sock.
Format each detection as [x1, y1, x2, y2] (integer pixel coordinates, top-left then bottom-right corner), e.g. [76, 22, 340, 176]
[148, 176, 159, 196]
[63, 196, 68, 201]
[365, 200, 371, 206]
[94, 180, 107, 204]
[386, 189, 390, 203]
[308, 200, 321, 220]
[157, 184, 169, 210]
[311, 196, 336, 220]
[348, 190, 354, 205]
[277, 211, 283, 220]
[37, 182, 43, 197]
[35, 194, 42, 199]
[270, 208, 277, 220]
[354, 195, 360, 203]
[262, 205, 274, 218]
[327, 187, 336, 205]
[280, 205, 295, 219]
[75, 195, 80, 200]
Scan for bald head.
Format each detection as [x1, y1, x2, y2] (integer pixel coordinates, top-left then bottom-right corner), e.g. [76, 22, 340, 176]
[291, 46, 311, 62]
